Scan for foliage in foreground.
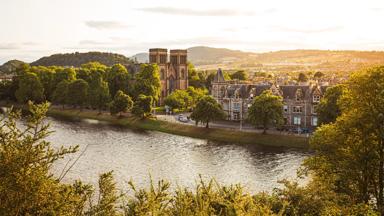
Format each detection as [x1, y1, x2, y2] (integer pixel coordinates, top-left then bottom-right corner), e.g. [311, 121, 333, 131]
[0, 101, 378, 215]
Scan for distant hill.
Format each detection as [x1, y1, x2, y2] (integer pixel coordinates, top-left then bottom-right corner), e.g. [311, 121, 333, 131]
[0, 59, 26, 75]
[31, 52, 134, 67]
[131, 46, 254, 65]
[132, 46, 384, 73]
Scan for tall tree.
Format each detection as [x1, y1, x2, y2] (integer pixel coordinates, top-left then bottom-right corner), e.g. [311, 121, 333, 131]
[33, 66, 56, 100]
[52, 80, 69, 108]
[134, 64, 161, 102]
[67, 79, 89, 110]
[110, 90, 133, 116]
[107, 64, 131, 97]
[190, 96, 225, 128]
[247, 90, 283, 134]
[304, 66, 384, 214]
[88, 75, 111, 113]
[316, 84, 344, 124]
[15, 72, 44, 103]
[164, 90, 192, 111]
[186, 86, 207, 107]
[132, 94, 153, 118]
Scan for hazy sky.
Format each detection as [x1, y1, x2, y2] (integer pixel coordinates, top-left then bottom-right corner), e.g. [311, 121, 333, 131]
[1, 0, 383, 63]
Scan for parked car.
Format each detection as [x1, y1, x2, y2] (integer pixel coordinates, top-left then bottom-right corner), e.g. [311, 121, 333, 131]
[178, 114, 189, 123]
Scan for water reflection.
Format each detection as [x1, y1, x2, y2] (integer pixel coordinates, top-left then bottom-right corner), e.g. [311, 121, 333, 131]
[48, 117, 309, 193]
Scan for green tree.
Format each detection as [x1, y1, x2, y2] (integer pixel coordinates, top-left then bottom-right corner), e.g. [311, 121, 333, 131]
[132, 94, 153, 118]
[248, 90, 283, 134]
[190, 95, 225, 128]
[89, 75, 111, 113]
[67, 79, 89, 110]
[52, 80, 69, 108]
[316, 84, 344, 124]
[230, 70, 248, 80]
[313, 71, 324, 79]
[186, 86, 207, 107]
[0, 102, 82, 215]
[164, 90, 192, 111]
[134, 64, 161, 102]
[110, 90, 133, 116]
[297, 72, 308, 82]
[107, 64, 131, 97]
[33, 66, 56, 100]
[15, 72, 44, 103]
[304, 66, 384, 214]
[54, 67, 76, 86]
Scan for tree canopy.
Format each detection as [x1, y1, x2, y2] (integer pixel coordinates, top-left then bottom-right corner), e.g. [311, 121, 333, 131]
[190, 96, 225, 128]
[248, 90, 284, 134]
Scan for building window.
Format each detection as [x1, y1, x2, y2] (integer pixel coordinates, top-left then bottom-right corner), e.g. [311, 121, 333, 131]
[233, 102, 240, 111]
[294, 116, 301, 125]
[313, 94, 321, 103]
[293, 106, 302, 113]
[312, 105, 318, 114]
[160, 69, 165, 80]
[312, 116, 318, 126]
[283, 105, 289, 113]
[181, 69, 185, 79]
[171, 56, 178, 64]
[296, 89, 303, 101]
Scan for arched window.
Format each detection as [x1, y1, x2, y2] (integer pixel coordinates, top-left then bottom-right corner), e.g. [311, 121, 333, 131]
[181, 69, 185, 79]
[160, 69, 165, 80]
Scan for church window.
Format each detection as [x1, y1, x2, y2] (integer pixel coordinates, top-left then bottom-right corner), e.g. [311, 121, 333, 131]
[160, 69, 165, 80]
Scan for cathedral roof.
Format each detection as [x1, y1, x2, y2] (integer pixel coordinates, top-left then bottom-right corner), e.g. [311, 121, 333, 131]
[213, 68, 225, 82]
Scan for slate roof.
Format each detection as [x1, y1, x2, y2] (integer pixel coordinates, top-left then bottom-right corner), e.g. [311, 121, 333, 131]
[213, 68, 225, 82]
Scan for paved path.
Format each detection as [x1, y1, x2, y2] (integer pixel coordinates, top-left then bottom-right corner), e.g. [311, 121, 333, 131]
[156, 113, 309, 137]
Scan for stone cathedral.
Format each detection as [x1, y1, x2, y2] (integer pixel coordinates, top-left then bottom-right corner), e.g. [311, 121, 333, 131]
[149, 48, 188, 104]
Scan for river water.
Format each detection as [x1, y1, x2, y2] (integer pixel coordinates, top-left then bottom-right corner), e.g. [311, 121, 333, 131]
[46, 117, 308, 193]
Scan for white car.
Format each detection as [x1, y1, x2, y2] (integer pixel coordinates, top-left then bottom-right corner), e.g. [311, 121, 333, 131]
[178, 114, 189, 122]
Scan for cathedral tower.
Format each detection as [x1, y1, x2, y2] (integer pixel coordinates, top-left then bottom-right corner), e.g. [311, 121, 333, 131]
[170, 49, 188, 91]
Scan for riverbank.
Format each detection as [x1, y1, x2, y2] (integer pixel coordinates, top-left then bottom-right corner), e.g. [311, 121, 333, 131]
[46, 107, 309, 149]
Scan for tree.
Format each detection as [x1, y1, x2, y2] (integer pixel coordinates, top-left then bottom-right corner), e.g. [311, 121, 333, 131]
[54, 67, 76, 86]
[186, 86, 207, 107]
[247, 90, 283, 134]
[134, 64, 161, 102]
[33, 66, 56, 100]
[313, 71, 324, 79]
[190, 96, 225, 128]
[304, 66, 384, 214]
[132, 94, 153, 118]
[89, 75, 111, 113]
[67, 79, 89, 110]
[297, 72, 308, 82]
[52, 80, 69, 108]
[110, 90, 133, 116]
[0, 102, 82, 215]
[107, 64, 131, 97]
[316, 84, 344, 124]
[15, 72, 44, 103]
[164, 90, 192, 111]
[230, 70, 248, 80]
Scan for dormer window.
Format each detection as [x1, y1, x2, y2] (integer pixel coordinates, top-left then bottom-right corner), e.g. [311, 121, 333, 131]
[313, 94, 320, 103]
[296, 89, 303, 101]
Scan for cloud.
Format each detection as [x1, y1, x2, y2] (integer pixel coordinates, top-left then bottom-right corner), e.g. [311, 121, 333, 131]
[85, 21, 129, 30]
[272, 25, 343, 34]
[136, 7, 255, 16]
[0, 43, 19, 50]
[79, 40, 113, 45]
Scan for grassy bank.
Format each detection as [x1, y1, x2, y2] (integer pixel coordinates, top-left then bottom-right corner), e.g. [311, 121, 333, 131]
[47, 108, 309, 149]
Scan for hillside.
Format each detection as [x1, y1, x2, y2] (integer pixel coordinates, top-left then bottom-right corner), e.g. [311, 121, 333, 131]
[0, 60, 26, 74]
[31, 52, 134, 67]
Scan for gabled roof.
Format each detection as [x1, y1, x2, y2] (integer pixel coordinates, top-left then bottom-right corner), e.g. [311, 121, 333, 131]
[213, 68, 225, 82]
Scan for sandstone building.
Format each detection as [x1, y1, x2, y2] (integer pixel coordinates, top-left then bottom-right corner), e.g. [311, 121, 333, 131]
[211, 69, 328, 131]
[149, 48, 188, 104]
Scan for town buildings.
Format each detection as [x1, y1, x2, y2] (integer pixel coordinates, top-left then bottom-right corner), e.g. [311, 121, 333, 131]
[211, 68, 328, 131]
[149, 48, 188, 104]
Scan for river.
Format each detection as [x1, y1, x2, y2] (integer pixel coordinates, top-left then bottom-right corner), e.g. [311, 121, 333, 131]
[46, 117, 308, 193]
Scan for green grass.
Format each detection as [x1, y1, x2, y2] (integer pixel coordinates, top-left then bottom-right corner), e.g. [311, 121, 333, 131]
[47, 108, 309, 149]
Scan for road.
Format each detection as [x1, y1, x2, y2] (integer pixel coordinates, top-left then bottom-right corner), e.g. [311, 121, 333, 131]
[156, 113, 308, 137]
